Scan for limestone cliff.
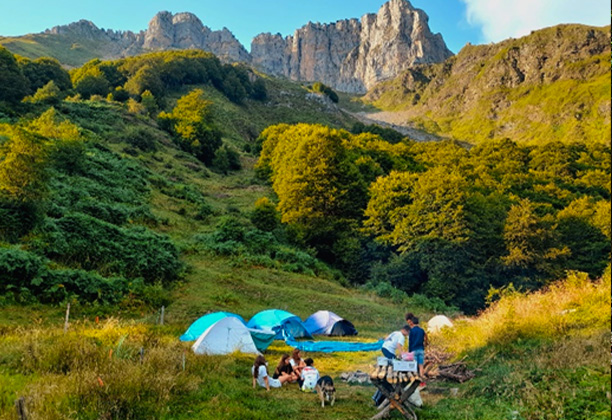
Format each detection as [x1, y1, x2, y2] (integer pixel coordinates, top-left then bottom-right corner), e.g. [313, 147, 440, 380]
[251, 0, 453, 93]
[3, 0, 451, 92]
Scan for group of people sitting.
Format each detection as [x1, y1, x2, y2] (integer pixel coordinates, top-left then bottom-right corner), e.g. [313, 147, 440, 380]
[252, 349, 320, 392]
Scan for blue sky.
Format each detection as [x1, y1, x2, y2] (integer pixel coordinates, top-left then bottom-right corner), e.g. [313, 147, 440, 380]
[0, 0, 609, 53]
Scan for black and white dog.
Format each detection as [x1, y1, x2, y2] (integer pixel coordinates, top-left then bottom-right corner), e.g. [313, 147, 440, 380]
[315, 376, 336, 408]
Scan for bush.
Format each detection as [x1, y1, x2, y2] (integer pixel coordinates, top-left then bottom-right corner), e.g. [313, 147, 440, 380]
[250, 197, 279, 232]
[251, 78, 268, 101]
[0, 246, 44, 291]
[35, 213, 182, 283]
[115, 126, 158, 152]
[0, 200, 42, 242]
[312, 82, 339, 103]
[194, 202, 214, 221]
[212, 145, 241, 174]
[197, 216, 329, 276]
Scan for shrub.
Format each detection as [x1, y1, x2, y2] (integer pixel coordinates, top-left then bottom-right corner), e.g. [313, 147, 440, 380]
[212, 144, 241, 174]
[0, 246, 44, 291]
[35, 213, 182, 283]
[250, 197, 279, 232]
[115, 126, 158, 152]
[312, 82, 339, 103]
[23, 81, 62, 105]
[194, 202, 214, 221]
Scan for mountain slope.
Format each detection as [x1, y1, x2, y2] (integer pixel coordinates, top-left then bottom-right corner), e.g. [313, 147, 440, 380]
[364, 24, 611, 145]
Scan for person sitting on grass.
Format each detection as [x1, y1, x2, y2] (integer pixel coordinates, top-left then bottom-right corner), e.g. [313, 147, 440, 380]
[382, 325, 411, 359]
[273, 353, 298, 383]
[290, 348, 306, 385]
[408, 316, 429, 385]
[252, 355, 290, 391]
[300, 358, 320, 392]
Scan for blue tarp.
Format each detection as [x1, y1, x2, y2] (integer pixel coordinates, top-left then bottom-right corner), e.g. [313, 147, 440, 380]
[285, 336, 384, 353]
[247, 309, 312, 340]
[180, 312, 246, 342]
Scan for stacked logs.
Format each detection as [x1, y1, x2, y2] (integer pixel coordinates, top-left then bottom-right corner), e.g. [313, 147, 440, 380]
[370, 365, 420, 385]
[423, 348, 475, 383]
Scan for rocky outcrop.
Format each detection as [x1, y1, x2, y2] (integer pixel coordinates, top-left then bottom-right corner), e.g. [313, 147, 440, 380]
[143, 12, 250, 62]
[251, 0, 453, 93]
[15, 0, 452, 92]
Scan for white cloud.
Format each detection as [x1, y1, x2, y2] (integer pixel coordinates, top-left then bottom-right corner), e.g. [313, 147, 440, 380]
[461, 0, 611, 43]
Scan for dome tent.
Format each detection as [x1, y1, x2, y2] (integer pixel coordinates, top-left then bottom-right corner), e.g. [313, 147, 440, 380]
[192, 317, 259, 355]
[180, 312, 246, 342]
[247, 309, 312, 340]
[303, 310, 358, 336]
[426, 315, 454, 334]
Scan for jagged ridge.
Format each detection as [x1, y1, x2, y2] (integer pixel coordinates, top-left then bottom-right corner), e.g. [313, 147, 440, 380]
[0, 0, 452, 93]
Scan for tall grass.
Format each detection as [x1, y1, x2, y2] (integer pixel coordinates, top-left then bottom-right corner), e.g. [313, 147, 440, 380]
[424, 268, 611, 420]
[441, 268, 611, 354]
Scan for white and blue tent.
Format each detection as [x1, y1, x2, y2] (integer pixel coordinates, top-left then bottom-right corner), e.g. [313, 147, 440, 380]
[180, 312, 246, 342]
[192, 317, 260, 355]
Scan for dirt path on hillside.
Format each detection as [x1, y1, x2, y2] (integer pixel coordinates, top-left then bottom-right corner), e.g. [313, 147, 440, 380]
[346, 110, 444, 142]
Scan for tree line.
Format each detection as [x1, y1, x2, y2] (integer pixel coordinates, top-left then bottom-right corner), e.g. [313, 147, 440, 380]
[256, 124, 611, 312]
[0, 47, 267, 107]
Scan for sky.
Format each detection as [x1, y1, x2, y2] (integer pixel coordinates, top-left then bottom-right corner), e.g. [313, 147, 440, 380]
[0, 0, 609, 54]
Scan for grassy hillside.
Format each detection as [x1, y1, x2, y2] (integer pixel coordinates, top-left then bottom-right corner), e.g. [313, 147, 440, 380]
[171, 75, 356, 148]
[365, 24, 611, 145]
[0, 96, 438, 419]
[0, 33, 111, 68]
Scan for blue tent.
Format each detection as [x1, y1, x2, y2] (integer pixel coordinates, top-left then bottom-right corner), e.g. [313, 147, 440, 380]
[303, 310, 358, 336]
[247, 309, 312, 340]
[248, 328, 276, 351]
[180, 312, 246, 342]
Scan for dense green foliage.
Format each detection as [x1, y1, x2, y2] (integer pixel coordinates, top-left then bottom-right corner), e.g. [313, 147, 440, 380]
[311, 82, 339, 103]
[0, 107, 182, 305]
[350, 122, 405, 144]
[257, 124, 611, 312]
[158, 89, 223, 166]
[17, 56, 72, 92]
[0, 46, 29, 103]
[69, 51, 266, 104]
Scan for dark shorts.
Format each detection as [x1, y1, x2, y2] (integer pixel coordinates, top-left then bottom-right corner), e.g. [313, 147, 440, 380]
[381, 348, 396, 359]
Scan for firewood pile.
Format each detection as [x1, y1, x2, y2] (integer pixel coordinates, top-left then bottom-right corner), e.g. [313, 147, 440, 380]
[423, 348, 476, 383]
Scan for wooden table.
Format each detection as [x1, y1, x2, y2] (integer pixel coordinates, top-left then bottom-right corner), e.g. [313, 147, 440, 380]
[370, 368, 421, 420]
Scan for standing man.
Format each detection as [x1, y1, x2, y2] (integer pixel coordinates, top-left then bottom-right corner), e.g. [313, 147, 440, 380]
[408, 316, 428, 383]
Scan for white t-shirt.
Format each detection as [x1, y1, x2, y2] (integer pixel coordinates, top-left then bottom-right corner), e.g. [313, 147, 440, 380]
[382, 331, 405, 355]
[252, 365, 282, 388]
[301, 366, 320, 391]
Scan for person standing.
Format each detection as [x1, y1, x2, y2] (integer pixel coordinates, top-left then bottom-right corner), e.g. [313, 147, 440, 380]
[407, 316, 428, 382]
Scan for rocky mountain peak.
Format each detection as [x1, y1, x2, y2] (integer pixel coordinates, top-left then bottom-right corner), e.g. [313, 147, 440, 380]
[46, 19, 104, 39]
[251, 0, 453, 93]
[16, 0, 451, 92]
[141, 11, 248, 61]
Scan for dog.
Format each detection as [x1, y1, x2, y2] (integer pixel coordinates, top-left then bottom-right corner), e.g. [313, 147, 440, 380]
[315, 376, 336, 408]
